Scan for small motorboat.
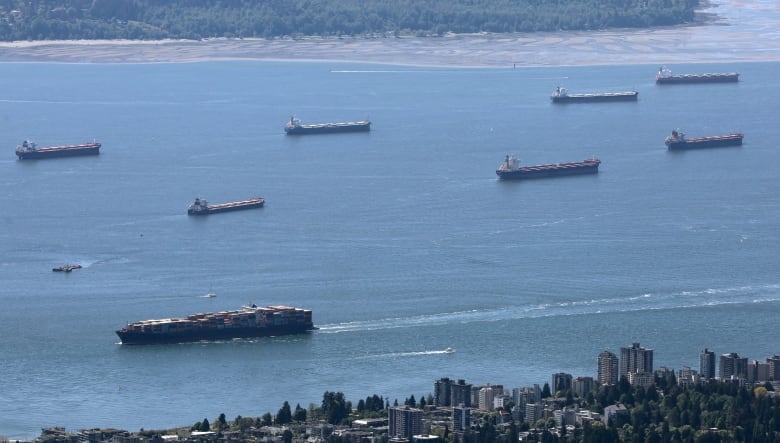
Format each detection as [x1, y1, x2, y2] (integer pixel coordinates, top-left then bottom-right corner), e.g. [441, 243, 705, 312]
[52, 264, 82, 272]
[444, 347, 455, 354]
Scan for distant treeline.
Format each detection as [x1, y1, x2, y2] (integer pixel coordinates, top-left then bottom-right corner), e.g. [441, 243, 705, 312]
[0, 0, 699, 41]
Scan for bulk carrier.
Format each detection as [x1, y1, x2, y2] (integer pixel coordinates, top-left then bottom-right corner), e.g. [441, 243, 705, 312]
[655, 66, 739, 84]
[116, 304, 315, 345]
[665, 130, 744, 150]
[284, 116, 371, 135]
[550, 87, 638, 103]
[496, 155, 601, 180]
[16, 139, 101, 160]
[187, 197, 265, 215]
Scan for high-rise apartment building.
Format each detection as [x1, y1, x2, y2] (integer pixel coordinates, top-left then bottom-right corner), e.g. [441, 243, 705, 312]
[434, 377, 453, 407]
[598, 351, 619, 386]
[700, 348, 716, 380]
[389, 406, 423, 438]
[620, 342, 654, 379]
[719, 352, 748, 381]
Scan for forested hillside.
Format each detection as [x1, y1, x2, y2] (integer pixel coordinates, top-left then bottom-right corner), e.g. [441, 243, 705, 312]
[0, 0, 699, 41]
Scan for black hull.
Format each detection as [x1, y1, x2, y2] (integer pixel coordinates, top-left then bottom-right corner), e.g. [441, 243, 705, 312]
[656, 74, 739, 84]
[497, 164, 600, 180]
[666, 138, 743, 150]
[116, 325, 315, 345]
[188, 201, 265, 216]
[16, 146, 100, 160]
[285, 123, 371, 135]
[551, 93, 638, 103]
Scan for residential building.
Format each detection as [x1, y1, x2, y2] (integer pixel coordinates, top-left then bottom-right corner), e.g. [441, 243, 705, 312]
[620, 343, 654, 379]
[748, 360, 770, 384]
[700, 348, 716, 380]
[767, 355, 780, 381]
[598, 351, 619, 386]
[572, 376, 594, 397]
[452, 405, 471, 432]
[552, 373, 573, 392]
[389, 406, 423, 438]
[434, 377, 453, 407]
[720, 352, 748, 381]
[450, 379, 472, 408]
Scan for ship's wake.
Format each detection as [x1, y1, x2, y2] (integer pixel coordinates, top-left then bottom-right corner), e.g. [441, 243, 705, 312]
[316, 283, 780, 333]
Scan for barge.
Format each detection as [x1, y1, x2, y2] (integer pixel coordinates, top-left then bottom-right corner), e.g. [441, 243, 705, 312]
[16, 140, 101, 160]
[187, 197, 265, 215]
[496, 155, 601, 180]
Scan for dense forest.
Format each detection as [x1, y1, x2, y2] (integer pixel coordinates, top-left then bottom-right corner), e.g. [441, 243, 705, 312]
[0, 0, 700, 42]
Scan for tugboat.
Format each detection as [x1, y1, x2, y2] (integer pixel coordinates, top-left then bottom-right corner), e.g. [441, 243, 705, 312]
[550, 86, 638, 103]
[665, 129, 744, 150]
[496, 155, 601, 180]
[284, 116, 371, 135]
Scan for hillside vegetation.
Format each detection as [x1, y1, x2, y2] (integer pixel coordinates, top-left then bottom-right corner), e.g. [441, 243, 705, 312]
[0, 0, 699, 41]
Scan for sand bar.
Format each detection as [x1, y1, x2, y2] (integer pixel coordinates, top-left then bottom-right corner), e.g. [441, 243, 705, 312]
[0, 0, 778, 66]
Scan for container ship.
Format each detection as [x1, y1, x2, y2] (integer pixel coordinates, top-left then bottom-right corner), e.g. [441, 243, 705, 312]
[15, 139, 101, 160]
[284, 116, 371, 135]
[496, 155, 601, 180]
[187, 196, 265, 215]
[665, 130, 744, 150]
[550, 87, 638, 103]
[655, 66, 739, 84]
[116, 304, 315, 345]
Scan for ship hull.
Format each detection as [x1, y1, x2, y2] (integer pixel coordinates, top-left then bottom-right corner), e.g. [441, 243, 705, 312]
[656, 74, 739, 84]
[116, 324, 314, 345]
[666, 135, 743, 150]
[551, 92, 638, 103]
[285, 122, 371, 135]
[16, 144, 101, 160]
[497, 161, 600, 180]
[188, 200, 265, 215]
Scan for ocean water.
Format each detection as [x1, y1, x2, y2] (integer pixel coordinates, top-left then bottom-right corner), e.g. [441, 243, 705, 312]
[1, 61, 779, 439]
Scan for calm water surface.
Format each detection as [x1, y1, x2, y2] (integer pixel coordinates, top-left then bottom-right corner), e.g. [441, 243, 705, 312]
[0, 61, 778, 439]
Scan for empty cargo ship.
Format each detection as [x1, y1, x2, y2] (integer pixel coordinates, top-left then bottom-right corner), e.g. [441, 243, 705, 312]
[187, 196, 265, 215]
[550, 87, 638, 103]
[284, 116, 371, 135]
[16, 139, 101, 160]
[496, 155, 601, 180]
[655, 66, 739, 84]
[665, 130, 744, 150]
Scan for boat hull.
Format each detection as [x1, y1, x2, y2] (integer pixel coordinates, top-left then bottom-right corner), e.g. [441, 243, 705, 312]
[285, 121, 371, 135]
[116, 324, 315, 345]
[497, 161, 600, 180]
[188, 198, 265, 215]
[16, 144, 101, 160]
[656, 73, 739, 84]
[551, 92, 638, 103]
[666, 134, 743, 150]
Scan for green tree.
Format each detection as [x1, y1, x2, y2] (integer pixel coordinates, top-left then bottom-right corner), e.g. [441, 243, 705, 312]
[277, 401, 292, 424]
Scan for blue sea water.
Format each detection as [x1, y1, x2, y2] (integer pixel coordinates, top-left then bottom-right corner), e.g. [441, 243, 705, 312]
[1, 60, 779, 439]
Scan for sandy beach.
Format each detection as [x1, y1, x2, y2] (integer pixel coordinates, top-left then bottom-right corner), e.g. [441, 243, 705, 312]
[0, 0, 778, 66]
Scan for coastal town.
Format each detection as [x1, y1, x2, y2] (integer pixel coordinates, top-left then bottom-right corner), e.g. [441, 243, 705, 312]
[27, 344, 780, 443]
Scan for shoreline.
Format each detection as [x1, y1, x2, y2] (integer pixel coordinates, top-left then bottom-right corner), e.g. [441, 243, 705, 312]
[0, 0, 778, 67]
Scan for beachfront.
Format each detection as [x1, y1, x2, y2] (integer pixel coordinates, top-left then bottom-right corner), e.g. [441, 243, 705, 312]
[0, 0, 778, 67]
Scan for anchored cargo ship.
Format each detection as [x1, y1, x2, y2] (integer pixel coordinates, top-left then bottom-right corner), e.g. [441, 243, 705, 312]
[285, 116, 371, 135]
[655, 66, 739, 84]
[52, 264, 82, 272]
[665, 129, 744, 150]
[116, 304, 315, 345]
[187, 196, 265, 215]
[550, 87, 638, 103]
[16, 139, 101, 160]
[496, 155, 601, 180]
